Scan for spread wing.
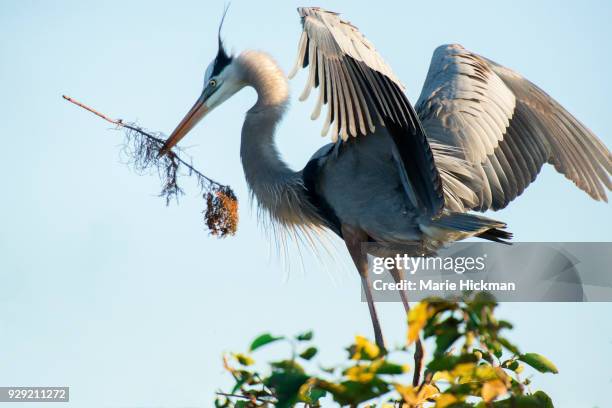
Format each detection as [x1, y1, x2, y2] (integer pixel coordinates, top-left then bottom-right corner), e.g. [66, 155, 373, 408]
[417, 44, 611, 212]
[290, 7, 444, 215]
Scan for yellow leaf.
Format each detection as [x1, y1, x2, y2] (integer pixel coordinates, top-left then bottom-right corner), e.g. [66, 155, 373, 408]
[407, 302, 429, 344]
[232, 353, 254, 366]
[297, 382, 310, 401]
[370, 359, 385, 372]
[395, 384, 418, 404]
[451, 363, 477, 383]
[345, 365, 375, 383]
[474, 364, 498, 381]
[395, 383, 439, 406]
[313, 379, 345, 395]
[481, 379, 507, 402]
[418, 384, 439, 401]
[298, 378, 320, 403]
[432, 371, 453, 383]
[435, 393, 459, 408]
[353, 335, 380, 360]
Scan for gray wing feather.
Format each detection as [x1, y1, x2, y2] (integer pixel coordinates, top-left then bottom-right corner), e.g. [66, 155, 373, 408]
[417, 44, 611, 212]
[291, 7, 445, 215]
[489, 60, 612, 200]
[289, 7, 403, 140]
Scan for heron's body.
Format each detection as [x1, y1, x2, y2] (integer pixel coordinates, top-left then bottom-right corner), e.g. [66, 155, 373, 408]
[237, 50, 513, 251]
[159, 7, 612, 361]
[314, 133, 424, 243]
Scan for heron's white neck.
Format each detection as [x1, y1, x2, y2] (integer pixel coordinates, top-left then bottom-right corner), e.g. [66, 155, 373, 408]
[237, 51, 315, 226]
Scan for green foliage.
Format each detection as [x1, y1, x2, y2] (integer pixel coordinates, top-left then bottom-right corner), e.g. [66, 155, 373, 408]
[216, 293, 557, 407]
[296, 331, 314, 342]
[250, 334, 285, 352]
[518, 354, 559, 374]
[299, 347, 318, 361]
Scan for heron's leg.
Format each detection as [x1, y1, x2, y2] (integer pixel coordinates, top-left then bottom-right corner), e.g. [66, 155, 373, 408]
[361, 272, 386, 352]
[390, 266, 425, 386]
[341, 225, 386, 352]
[389, 267, 410, 312]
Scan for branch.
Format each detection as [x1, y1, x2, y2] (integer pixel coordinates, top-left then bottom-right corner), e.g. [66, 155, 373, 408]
[62, 95, 225, 189]
[216, 392, 276, 404]
[413, 338, 425, 387]
[63, 94, 238, 237]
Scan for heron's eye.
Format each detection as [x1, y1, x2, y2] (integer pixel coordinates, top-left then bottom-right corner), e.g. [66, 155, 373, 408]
[209, 79, 217, 87]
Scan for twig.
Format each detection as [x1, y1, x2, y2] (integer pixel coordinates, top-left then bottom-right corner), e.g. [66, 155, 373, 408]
[63, 94, 238, 237]
[62, 95, 226, 189]
[216, 391, 275, 404]
[413, 338, 425, 387]
[62, 95, 122, 126]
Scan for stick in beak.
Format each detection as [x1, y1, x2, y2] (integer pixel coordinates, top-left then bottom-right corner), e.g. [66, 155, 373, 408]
[158, 94, 209, 157]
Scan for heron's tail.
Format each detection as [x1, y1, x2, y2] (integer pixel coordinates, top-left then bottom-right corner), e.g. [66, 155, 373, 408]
[420, 213, 513, 244]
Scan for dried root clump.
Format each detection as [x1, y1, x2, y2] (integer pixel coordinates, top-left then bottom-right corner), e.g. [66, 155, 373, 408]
[205, 187, 239, 237]
[121, 124, 185, 204]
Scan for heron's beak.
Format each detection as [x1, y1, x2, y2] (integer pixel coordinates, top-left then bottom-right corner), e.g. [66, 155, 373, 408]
[158, 93, 210, 157]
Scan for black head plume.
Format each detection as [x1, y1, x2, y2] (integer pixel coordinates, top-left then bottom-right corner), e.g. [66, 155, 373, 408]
[212, 4, 233, 77]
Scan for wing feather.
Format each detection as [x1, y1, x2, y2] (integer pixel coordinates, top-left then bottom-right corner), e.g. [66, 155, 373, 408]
[418, 44, 611, 212]
[291, 7, 445, 215]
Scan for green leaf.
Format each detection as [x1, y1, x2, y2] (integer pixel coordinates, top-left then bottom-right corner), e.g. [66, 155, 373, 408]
[533, 391, 554, 408]
[502, 360, 519, 371]
[214, 396, 230, 408]
[319, 365, 335, 374]
[483, 391, 554, 407]
[249, 333, 284, 351]
[443, 382, 480, 398]
[434, 329, 462, 357]
[427, 353, 478, 372]
[485, 339, 503, 359]
[271, 359, 305, 374]
[498, 337, 520, 355]
[299, 346, 318, 360]
[302, 386, 326, 404]
[328, 379, 390, 406]
[296, 331, 314, 341]
[470, 291, 498, 306]
[468, 311, 482, 327]
[265, 371, 309, 408]
[374, 361, 406, 375]
[519, 353, 559, 374]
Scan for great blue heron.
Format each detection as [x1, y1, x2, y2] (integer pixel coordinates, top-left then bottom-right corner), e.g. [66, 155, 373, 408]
[158, 7, 611, 354]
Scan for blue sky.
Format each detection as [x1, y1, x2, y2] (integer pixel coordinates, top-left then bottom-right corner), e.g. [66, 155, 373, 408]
[1, 0, 611, 407]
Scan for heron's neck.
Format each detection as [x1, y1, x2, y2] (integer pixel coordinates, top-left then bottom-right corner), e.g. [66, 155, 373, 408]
[237, 51, 310, 225]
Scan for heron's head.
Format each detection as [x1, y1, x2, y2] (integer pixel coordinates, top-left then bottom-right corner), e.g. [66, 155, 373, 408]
[158, 16, 245, 157]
